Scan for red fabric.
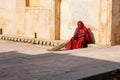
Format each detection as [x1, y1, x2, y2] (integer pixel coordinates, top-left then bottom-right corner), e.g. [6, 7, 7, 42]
[66, 21, 91, 50]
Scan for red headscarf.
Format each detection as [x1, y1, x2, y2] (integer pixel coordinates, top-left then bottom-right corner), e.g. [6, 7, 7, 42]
[76, 21, 91, 43]
[77, 21, 84, 27]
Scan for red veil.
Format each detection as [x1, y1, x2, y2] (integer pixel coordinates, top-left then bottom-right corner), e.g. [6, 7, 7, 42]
[66, 21, 91, 50]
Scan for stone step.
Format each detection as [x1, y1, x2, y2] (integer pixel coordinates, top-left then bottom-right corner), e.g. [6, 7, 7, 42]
[87, 43, 98, 47]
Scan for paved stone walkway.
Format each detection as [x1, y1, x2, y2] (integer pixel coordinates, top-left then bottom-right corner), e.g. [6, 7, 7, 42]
[0, 40, 120, 80]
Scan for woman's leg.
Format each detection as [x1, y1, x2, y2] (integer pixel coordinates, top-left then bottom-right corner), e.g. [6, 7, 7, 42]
[66, 37, 78, 50]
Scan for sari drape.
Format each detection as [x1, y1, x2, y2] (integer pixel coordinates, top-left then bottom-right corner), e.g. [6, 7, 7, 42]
[66, 21, 91, 50]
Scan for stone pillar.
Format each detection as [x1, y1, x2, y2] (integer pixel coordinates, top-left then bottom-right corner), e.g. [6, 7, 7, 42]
[111, 0, 120, 45]
[54, 0, 60, 40]
[98, 0, 112, 46]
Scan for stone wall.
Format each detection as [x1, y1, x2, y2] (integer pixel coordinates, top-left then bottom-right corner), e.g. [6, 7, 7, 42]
[60, 0, 100, 43]
[16, 0, 26, 36]
[0, 0, 120, 46]
[0, 0, 16, 35]
[25, 0, 55, 39]
[0, 0, 55, 39]
[23, 0, 55, 39]
[111, 0, 120, 45]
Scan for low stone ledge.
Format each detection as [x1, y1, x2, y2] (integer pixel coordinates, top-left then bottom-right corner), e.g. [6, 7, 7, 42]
[0, 35, 61, 47]
[87, 43, 98, 47]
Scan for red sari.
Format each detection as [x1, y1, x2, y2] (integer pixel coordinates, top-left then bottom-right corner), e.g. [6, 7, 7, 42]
[66, 21, 91, 50]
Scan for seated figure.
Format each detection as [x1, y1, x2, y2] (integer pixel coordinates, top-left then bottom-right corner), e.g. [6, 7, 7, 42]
[66, 21, 91, 50]
[47, 21, 91, 51]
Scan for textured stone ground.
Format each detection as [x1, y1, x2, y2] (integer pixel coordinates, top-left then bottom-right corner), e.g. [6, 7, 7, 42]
[0, 40, 120, 80]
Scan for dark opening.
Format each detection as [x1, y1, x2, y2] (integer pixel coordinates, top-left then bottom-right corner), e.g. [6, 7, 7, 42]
[34, 32, 37, 38]
[0, 28, 2, 35]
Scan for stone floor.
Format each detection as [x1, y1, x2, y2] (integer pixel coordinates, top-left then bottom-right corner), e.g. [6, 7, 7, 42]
[0, 40, 120, 80]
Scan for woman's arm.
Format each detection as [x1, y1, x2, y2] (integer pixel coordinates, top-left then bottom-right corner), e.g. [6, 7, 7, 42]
[73, 28, 78, 37]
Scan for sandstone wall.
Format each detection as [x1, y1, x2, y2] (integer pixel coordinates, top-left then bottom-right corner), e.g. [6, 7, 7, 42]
[0, 0, 55, 39]
[60, 0, 100, 43]
[16, 0, 26, 36]
[0, 0, 16, 35]
[25, 0, 55, 39]
[0, 0, 120, 46]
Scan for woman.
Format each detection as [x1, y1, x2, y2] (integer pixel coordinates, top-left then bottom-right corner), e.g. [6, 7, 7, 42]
[66, 21, 91, 50]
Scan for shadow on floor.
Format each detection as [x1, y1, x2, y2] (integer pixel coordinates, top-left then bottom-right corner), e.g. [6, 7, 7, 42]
[0, 51, 120, 80]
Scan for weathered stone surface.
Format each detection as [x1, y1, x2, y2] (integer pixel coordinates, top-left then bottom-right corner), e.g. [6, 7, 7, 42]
[0, 0, 119, 46]
[61, 0, 100, 43]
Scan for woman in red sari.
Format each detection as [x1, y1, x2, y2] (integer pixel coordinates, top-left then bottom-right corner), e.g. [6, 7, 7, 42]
[66, 21, 91, 50]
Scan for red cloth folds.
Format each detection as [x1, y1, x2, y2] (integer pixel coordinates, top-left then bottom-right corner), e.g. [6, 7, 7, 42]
[66, 21, 91, 50]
